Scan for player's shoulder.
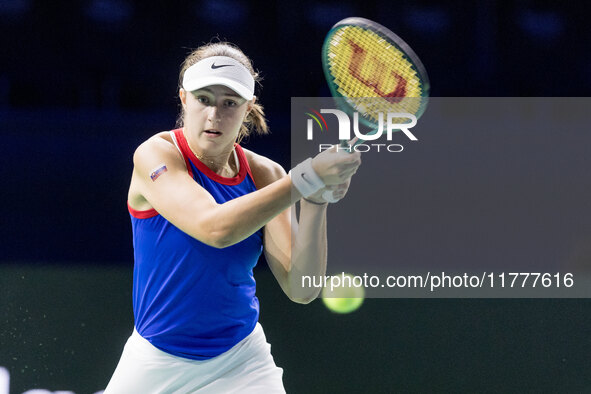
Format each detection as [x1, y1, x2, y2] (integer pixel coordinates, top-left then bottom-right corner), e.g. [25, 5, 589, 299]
[241, 147, 286, 187]
[134, 131, 181, 165]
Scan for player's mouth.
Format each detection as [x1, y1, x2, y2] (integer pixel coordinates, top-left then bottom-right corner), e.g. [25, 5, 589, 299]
[204, 129, 223, 137]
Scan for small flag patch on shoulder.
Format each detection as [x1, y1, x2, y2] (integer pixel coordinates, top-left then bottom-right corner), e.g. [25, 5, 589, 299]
[150, 164, 168, 181]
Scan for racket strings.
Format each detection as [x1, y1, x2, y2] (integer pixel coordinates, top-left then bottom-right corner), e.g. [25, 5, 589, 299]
[325, 26, 425, 124]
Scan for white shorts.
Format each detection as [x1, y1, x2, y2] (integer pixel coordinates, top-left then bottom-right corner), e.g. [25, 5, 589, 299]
[104, 323, 285, 394]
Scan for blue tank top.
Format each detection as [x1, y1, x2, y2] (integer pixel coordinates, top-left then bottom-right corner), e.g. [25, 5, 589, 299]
[128, 128, 263, 360]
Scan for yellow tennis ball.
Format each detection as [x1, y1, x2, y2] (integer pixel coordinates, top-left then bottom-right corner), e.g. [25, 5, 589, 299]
[321, 273, 365, 314]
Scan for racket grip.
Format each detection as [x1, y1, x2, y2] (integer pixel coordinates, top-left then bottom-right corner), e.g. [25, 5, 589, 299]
[322, 190, 340, 203]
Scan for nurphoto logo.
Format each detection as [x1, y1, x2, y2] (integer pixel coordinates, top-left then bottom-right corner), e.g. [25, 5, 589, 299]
[305, 108, 418, 153]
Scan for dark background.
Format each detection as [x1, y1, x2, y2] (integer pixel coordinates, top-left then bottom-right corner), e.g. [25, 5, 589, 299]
[1, 0, 591, 393]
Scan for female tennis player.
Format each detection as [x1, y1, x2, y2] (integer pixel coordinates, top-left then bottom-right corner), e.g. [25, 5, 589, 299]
[104, 42, 360, 393]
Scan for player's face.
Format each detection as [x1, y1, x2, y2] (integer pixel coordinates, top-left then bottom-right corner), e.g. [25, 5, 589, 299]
[181, 85, 252, 151]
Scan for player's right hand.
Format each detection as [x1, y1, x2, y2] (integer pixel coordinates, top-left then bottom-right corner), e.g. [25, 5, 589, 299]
[310, 139, 361, 186]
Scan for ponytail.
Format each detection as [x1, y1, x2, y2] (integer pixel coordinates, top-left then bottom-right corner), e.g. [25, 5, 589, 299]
[238, 102, 269, 143]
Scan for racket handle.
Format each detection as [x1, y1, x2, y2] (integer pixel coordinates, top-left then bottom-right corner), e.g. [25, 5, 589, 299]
[322, 190, 340, 203]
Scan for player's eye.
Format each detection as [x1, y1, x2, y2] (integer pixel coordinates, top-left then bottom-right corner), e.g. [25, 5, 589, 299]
[197, 95, 210, 104]
[224, 99, 237, 107]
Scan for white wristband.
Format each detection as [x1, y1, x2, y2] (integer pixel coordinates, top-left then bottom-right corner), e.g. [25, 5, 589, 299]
[289, 158, 325, 198]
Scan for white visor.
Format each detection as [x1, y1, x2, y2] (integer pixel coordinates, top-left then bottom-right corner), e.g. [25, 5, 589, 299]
[182, 56, 255, 100]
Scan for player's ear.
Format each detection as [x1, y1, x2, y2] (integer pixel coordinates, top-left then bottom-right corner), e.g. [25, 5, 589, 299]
[179, 89, 187, 108]
[246, 95, 256, 115]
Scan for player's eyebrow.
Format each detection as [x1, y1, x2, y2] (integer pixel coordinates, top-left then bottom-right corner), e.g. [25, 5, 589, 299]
[198, 87, 241, 98]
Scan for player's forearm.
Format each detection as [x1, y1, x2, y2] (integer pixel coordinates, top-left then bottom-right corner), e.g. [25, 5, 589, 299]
[206, 175, 297, 248]
[286, 200, 328, 303]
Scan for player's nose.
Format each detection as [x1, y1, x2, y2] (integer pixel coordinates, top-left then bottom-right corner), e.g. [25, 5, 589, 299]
[206, 105, 222, 123]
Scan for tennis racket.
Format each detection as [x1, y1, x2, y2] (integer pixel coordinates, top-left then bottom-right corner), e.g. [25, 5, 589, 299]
[321, 17, 430, 202]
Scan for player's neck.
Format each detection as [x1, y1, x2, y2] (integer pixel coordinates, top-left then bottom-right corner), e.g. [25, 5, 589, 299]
[188, 141, 236, 176]
[183, 128, 238, 176]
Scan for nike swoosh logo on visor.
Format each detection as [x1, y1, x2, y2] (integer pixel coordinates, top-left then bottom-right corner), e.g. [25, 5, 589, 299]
[211, 63, 234, 69]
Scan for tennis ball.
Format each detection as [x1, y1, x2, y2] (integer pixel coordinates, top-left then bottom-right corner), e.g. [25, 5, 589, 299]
[321, 273, 365, 314]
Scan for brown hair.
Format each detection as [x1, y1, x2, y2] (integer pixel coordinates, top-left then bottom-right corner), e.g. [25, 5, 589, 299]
[177, 42, 268, 143]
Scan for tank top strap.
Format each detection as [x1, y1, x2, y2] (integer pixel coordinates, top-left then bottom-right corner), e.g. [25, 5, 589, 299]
[171, 129, 194, 178]
[233, 144, 257, 187]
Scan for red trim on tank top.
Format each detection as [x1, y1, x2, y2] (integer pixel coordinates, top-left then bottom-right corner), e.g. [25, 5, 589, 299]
[172, 129, 194, 178]
[173, 128, 248, 186]
[127, 201, 159, 219]
[239, 145, 257, 188]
